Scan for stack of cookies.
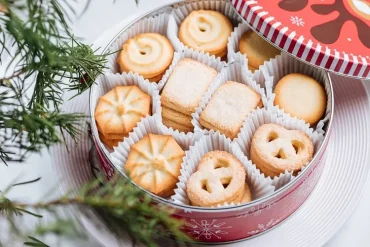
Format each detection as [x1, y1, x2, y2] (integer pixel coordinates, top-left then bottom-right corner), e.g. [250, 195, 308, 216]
[186, 151, 252, 207]
[94, 85, 151, 148]
[161, 58, 218, 133]
[199, 81, 262, 139]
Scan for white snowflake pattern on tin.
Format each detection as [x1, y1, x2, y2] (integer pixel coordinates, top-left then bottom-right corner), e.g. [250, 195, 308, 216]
[236, 201, 275, 218]
[247, 217, 283, 235]
[290, 16, 305, 27]
[181, 219, 232, 239]
[291, 176, 313, 204]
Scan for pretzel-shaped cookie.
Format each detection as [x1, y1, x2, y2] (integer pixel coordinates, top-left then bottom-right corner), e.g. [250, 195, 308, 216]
[250, 123, 314, 177]
[186, 151, 246, 207]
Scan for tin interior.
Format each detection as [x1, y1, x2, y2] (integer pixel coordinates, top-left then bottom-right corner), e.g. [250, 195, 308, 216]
[88, 0, 334, 213]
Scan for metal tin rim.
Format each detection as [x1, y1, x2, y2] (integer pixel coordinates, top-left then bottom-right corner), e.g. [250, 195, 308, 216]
[230, 0, 369, 80]
[88, 0, 334, 213]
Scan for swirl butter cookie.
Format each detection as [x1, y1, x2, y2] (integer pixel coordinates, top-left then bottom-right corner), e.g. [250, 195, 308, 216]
[239, 30, 280, 71]
[186, 151, 246, 207]
[250, 124, 314, 177]
[117, 33, 174, 82]
[274, 73, 327, 125]
[179, 10, 232, 57]
[125, 134, 185, 197]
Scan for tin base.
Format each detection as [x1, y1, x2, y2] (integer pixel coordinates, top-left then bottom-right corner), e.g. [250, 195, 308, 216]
[50, 72, 370, 247]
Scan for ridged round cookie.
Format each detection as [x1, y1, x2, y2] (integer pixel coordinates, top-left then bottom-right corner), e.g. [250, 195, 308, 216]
[239, 30, 280, 70]
[274, 73, 327, 125]
[186, 151, 246, 207]
[125, 134, 185, 197]
[94, 85, 151, 137]
[117, 33, 174, 82]
[179, 10, 232, 57]
[250, 123, 314, 177]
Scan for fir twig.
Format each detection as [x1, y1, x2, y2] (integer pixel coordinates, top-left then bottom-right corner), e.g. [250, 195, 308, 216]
[0, 0, 108, 162]
[0, 176, 189, 247]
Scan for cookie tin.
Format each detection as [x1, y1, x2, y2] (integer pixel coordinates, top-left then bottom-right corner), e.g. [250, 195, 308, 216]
[231, 0, 370, 79]
[89, 0, 334, 243]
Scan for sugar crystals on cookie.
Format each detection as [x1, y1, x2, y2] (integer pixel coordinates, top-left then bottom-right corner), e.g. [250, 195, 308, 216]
[161, 58, 217, 133]
[186, 151, 251, 207]
[250, 123, 314, 177]
[199, 81, 262, 139]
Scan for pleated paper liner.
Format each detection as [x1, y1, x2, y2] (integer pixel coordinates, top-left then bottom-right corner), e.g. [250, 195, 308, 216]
[157, 48, 226, 136]
[171, 131, 275, 208]
[90, 73, 161, 153]
[260, 53, 333, 135]
[235, 108, 324, 189]
[110, 114, 203, 199]
[227, 22, 281, 77]
[167, 0, 242, 60]
[191, 62, 267, 137]
[104, 12, 176, 89]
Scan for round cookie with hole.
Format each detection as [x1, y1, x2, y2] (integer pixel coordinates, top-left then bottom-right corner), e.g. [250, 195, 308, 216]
[179, 10, 233, 58]
[117, 32, 174, 82]
[250, 123, 314, 177]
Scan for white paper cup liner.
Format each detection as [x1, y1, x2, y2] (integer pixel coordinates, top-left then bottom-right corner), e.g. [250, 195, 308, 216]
[105, 12, 176, 87]
[261, 53, 332, 134]
[192, 62, 267, 137]
[171, 132, 275, 207]
[110, 115, 203, 199]
[235, 108, 324, 189]
[159, 47, 226, 91]
[227, 22, 250, 63]
[158, 48, 226, 135]
[90, 73, 160, 153]
[167, 0, 242, 57]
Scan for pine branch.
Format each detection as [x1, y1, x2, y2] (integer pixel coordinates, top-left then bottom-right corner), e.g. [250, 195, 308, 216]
[0, 0, 108, 161]
[0, 104, 85, 162]
[0, 176, 189, 247]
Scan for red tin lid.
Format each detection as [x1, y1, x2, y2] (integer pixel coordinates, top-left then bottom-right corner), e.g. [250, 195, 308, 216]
[231, 0, 370, 79]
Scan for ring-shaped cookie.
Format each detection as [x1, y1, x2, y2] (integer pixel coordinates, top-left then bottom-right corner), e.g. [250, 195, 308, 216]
[179, 10, 232, 57]
[117, 33, 174, 82]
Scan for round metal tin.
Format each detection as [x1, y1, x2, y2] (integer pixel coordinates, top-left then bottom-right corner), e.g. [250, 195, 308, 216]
[88, 0, 334, 243]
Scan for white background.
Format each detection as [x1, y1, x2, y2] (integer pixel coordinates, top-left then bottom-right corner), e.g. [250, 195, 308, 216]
[1, 0, 370, 246]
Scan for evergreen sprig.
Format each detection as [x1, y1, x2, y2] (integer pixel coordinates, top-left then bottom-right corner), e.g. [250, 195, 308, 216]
[0, 176, 189, 247]
[0, 0, 109, 162]
[0, 2, 186, 247]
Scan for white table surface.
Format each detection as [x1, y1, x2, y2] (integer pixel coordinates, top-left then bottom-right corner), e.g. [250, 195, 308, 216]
[1, 1, 369, 246]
